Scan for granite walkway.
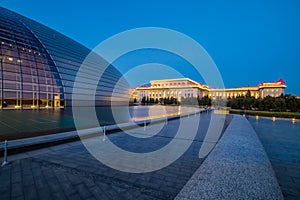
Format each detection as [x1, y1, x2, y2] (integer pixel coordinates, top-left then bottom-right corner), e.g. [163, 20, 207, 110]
[176, 115, 283, 200]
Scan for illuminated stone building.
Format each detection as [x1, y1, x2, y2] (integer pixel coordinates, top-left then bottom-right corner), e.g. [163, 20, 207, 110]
[135, 78, 209, 103]
[134, 78, 286, 102]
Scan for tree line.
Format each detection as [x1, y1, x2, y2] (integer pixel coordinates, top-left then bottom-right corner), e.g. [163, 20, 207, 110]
[140, 96, 178, 105]
[138, 91, 300, 112]
[139, 95, 212, 106]
[227, 90, 300, 112]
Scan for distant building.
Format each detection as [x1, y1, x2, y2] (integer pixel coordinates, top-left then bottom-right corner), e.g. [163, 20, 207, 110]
[133, 78, 286, 103]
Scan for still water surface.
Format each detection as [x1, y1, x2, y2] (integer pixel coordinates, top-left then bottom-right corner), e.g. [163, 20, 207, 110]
[248, 116, 300, 199]
[0, 105, 201, 140]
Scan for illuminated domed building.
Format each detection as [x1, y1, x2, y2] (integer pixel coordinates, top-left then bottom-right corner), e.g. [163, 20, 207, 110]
[0, 7, 127, 109]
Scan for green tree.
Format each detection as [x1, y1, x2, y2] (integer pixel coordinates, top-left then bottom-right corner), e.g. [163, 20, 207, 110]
[262, 96, 276, 111]
[274, 98, 286, 112]
[141, 96, 146, 105]
[286, 95, 298, 112]
[231, 100, 239, 109]
[199, 95, 211, 106]
[246, 89, 251, 98]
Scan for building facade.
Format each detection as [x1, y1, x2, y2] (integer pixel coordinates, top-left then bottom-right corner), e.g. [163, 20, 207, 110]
[134, 78, 286, 103]
[0, 7, 128, 109]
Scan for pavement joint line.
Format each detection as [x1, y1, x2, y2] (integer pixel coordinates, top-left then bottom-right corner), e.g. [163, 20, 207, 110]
[30, 157, 174, 200]
[0, 120, 19, 131]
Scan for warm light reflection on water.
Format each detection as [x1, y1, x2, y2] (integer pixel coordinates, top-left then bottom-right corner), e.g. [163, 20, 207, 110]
[250, 115, 298, 126]
[0, 106, 205, 139]
[130, 105, 202, 121]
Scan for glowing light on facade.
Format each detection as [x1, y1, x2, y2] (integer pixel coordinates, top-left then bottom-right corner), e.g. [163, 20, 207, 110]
[132, 78, 287, 103]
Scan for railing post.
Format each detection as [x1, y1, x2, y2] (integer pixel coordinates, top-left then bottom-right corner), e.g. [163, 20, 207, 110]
[102, 126, 106, 141]
[2, 140, 9, 166]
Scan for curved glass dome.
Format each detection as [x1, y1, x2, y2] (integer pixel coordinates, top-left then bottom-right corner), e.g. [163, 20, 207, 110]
[0, 8, 63, 109]
[0, 7, 128, 109]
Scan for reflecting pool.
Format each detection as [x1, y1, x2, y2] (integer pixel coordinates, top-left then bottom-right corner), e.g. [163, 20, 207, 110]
[0, 105, 201, 140]
[248, 116, 300, 199]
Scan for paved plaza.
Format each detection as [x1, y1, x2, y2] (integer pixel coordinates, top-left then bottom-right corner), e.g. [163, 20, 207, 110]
[0, 112, 230, 200]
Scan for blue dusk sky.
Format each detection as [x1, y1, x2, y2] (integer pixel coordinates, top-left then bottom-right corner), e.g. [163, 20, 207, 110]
[1, 0, 300, 95]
